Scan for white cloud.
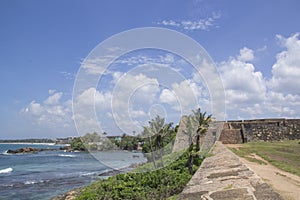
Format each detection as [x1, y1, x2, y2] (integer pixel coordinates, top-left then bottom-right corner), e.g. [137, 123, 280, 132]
[268, 33, 300, 95]
[112, 73, 160, 107]
[158, 80, 199, 113]
[111, 73, 160, 133]
[157, 12, 221, 31]
[129, 110, 147, 118]
[60, 71, 75, 80]
[159, 89, 177, 104]
[264, 91, 300, 118]
[81, 56, 113, 75]
[75, 87, 112, 110]
[219, 36, 300, 119]
[48, 89, 56, 95]
[72, 87, 113, 134]
[116, 54, 177, 67]
[44, 92, 63, 105]
[219, 49, 266, 105]
[23, 101, 44, 116]
[20, 33, 300, 136]
[160, 20, 180, 27]
[238, 47, 254, 62]
[20, 92, 73, 130]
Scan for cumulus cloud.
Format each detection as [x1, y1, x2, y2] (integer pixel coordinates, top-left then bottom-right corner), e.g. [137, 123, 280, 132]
[110, 73, 160, 133]
[158, 80, 198, 113]
[129, 109, 147, 118]
[159, 89, 177, 104]
[20, 34, 300, 136]
[20, 92, 73, 129]
[44, 91, 63, 105]
[72, 87, 113, 135]
[219, 48, 266, 105]
[268, 33, 300, 96]
[238, 47, 254, 62]
[112, 73, 160, 107]
[23, 101, 44, 116]
[219, 34, 300, 119]
[75, 87, 112, 110]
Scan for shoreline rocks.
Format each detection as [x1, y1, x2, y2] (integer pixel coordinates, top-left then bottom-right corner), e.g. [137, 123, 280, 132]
[7, 147, 57, 154]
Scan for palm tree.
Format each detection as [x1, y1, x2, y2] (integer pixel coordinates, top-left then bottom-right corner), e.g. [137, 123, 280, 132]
[147, 115, 172, 168]
[143, 126, 157, 169]
[183, 116, 196, 174]
[192, 108, 212, 152]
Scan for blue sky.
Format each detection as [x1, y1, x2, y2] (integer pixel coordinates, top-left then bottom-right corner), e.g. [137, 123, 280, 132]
[0, 0, 299, 139]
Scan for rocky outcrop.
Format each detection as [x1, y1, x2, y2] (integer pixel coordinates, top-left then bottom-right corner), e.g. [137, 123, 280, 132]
[7, 147, 57, 154]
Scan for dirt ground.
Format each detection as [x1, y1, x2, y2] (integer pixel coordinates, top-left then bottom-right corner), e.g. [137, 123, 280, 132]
[227, 144, 300, 200]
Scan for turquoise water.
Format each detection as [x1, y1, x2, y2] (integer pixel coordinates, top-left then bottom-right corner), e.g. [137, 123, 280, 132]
[0, 143, 146, 200]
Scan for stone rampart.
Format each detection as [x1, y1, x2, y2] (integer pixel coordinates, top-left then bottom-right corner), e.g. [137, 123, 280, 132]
[219, 118, 300, 144]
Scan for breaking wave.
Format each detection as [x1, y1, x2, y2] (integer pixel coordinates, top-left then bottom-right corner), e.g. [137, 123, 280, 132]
[58, 154, 76, 158]
[0, 167, 13, 174]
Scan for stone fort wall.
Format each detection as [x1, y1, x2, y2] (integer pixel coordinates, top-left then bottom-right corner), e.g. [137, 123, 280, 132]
[219, 118, 300, 144]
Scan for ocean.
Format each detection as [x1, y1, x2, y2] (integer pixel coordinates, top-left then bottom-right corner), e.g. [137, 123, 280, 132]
[0, 143, 146, 200]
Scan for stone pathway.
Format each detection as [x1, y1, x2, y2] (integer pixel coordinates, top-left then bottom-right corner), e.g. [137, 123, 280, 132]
[178, 142, 283, 200]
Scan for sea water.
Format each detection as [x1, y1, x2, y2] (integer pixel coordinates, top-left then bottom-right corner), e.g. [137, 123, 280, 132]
[0, 143, 146, 200]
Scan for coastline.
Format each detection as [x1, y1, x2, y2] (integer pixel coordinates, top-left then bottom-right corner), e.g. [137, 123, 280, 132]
[1, 142, 146, 200]
[0, 142, 57, 145]
[51, 162, 144, 200]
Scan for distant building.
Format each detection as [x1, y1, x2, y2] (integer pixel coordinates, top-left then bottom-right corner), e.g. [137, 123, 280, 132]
[55, 137, 75, 144]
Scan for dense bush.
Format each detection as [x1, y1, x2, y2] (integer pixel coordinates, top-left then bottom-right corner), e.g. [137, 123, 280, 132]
[76, 149, 204, 200]
[70, 137, 87, 151]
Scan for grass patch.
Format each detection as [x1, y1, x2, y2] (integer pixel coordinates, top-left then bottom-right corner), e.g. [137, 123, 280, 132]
[223, 184, 233, 190]
[75, 150, 204, 200]
[166, 195, 179, 200]
[245, 156, 267, 165]
[229, 140, 300, 176]
[229, 147, 267, 165]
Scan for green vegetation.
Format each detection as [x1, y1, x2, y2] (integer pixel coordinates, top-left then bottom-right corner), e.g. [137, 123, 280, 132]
[166, 195, 179, 200]
[76, 149, 204, 200]
[183, 108, 211, 174]
[69, 132, 118, 151]
[229, 140, 300, 176]
[141, 115, 176, 169]
[192, 108, 211, 153]
[111, 134, 140, 151]
[223, 184, 233, 190]
[70, 137, 86, 151]
[72, 108, 211, 199]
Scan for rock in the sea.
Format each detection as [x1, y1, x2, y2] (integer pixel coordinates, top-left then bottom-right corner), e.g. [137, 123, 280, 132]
[7, 147, 56, 154]
[59, 146, 79, 152]
[7, 147, 39, 154]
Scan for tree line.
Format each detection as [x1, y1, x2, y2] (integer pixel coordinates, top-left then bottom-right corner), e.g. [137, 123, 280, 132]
[70, 108, 212, 175]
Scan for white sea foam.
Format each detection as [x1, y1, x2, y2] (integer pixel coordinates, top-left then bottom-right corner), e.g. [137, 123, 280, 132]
[80, 172, 96, 176]
[24, 181, 36, 185]
[58, 154, 76, 158]
[24, 180, 45, 185]
[1, 150, 9, 155]
[0, 167, 13, 174]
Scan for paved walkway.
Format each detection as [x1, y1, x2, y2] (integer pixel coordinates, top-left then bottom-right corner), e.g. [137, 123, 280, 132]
[178, 142, 283, 200]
